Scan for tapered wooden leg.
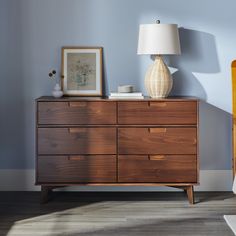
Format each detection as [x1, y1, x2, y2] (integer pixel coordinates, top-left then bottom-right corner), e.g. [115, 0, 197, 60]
[41, 186, 52, 204]
[186, 185, 194, 204]
[169, 185, 195, 204]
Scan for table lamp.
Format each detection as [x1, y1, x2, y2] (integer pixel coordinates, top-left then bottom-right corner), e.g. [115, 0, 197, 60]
[137, 20, 181, 98]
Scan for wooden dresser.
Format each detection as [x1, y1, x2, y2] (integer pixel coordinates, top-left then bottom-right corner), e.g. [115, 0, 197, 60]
[36, 96, 199, 204]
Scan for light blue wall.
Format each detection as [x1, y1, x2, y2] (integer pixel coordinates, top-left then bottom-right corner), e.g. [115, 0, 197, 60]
[0, 0, 235, 169]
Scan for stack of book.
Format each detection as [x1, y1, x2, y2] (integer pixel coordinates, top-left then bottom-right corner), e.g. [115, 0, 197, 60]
[108, 92, 144, 99]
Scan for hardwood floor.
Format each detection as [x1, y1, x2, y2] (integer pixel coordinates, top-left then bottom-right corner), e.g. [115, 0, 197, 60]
[0, 191, 235, 236]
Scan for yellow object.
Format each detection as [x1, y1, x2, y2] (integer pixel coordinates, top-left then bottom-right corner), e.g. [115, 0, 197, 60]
[232, 60, 236, 176]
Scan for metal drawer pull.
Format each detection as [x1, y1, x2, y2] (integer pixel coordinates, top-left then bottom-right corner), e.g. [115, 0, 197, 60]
[149, 155, 166, 161]
[149, 102, 167, 107]
[69, 102, 87, 107]
[68, 128, 87, 133]
[149, 128, 167, 133]
[69, 156, 85, 161]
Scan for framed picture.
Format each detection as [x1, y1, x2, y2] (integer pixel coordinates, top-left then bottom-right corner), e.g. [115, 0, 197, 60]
[61, 47, 103, 96]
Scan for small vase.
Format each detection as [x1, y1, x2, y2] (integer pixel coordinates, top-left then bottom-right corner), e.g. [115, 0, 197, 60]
[52, 83, 63, 98]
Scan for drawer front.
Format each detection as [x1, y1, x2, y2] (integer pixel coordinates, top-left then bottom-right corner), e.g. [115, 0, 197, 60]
[38, 128, 116, 155]
[118, 101, 197, 125]
[118, 155, 197, 183]
[38, 101, 116, 125]
[37, 155, 116, 183]
[118, 127, 197, 154]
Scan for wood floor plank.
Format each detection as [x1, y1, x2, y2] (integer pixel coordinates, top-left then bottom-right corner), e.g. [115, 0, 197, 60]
[0, 192, 235, 236]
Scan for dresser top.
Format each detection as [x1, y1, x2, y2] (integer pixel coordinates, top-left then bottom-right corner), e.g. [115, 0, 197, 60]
[36, 96, 199, 102]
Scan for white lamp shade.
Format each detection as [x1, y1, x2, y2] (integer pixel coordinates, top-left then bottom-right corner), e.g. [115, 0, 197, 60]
[137, 24, 181, 55]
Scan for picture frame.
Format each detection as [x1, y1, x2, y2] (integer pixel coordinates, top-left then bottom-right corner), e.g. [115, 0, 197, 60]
[61, 47, 103, 96]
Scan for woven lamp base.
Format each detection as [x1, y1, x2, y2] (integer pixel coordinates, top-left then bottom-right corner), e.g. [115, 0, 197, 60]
[145, 55, 173, 98]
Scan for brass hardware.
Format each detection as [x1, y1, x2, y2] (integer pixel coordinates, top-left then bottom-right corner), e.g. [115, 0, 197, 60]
[149, 102, 167, 107]
[68, 128, 87, 133]
[69, 156, 85, 161]
[149, 155, 165, 161]
[149, 128, 167, 133]
[69, 102, 87, 107]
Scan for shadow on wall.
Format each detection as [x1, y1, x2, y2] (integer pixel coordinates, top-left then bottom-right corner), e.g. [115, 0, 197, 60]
[102, 49, 109, 96]
[0, 0, 27, 169]
[166, 28, 231, 170]
[167, 27, 220, 99]
[199, 101, 232, 170]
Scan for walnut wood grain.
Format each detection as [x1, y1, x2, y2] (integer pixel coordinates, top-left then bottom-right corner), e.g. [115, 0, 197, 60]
[37, 155, 117, 183]
[38, 127, 116, 155]
[36, 96, 199, 102]
[118, 155, 197, 183]
[118, 127, 197, 155]
[118, 101, 197, 125]
[168, 185, 195, 204]
[186, 185, 195, 204]
[36, 97, 199, 204]
[38, 101, 116, 125]
[40, 183, 197, 186]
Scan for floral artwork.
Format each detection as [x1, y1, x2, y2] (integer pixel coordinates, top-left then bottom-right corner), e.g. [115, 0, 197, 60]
[61, 47, 103, 96]
[67, 53, 96, 90]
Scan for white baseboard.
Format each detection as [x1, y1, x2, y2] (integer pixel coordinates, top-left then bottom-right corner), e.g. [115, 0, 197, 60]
[0, 169, 233, 191]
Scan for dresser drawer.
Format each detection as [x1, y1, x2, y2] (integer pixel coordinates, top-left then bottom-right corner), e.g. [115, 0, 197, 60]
[118, 155, 197, 183]
[38, 128, 116, 155]
[118, 101, 197, 125]
[37, 155, 116, 183]
[38, 101, 116, 125]
[118, 127, 197, 154]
